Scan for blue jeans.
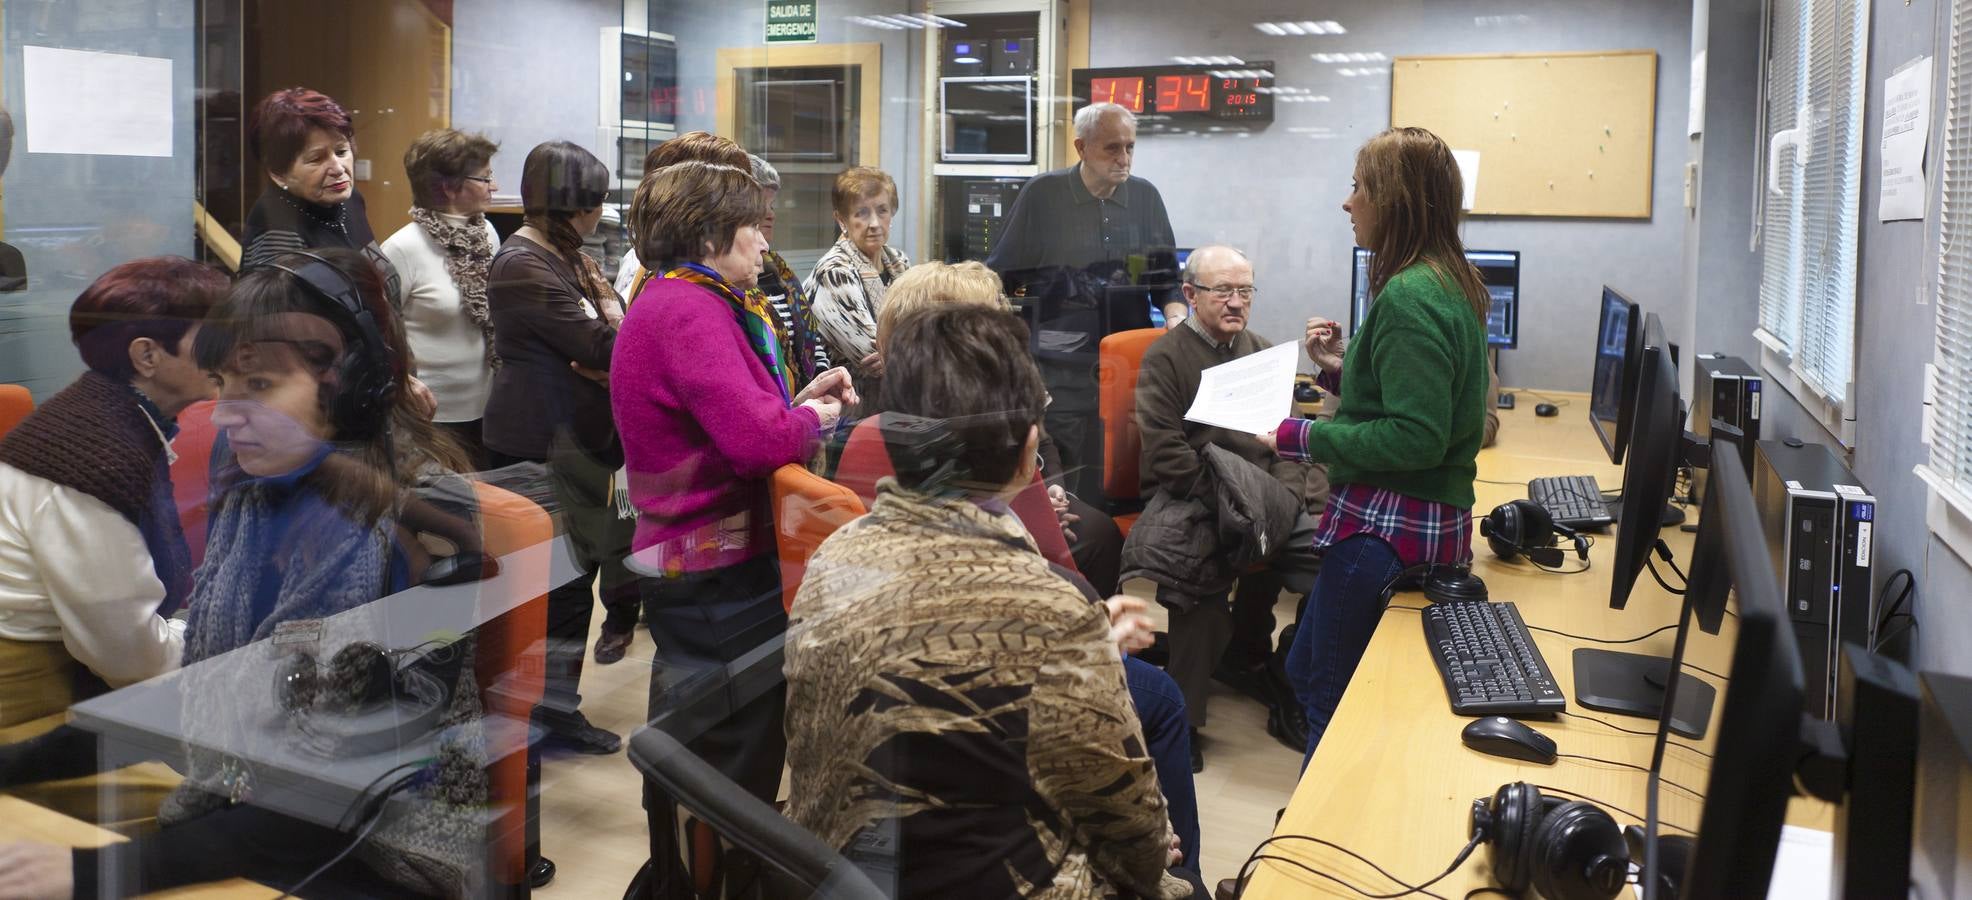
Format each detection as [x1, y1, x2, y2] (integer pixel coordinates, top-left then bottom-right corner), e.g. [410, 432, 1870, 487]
[1287, 533, 1405, 769]
[1124, 655, 1200, 869]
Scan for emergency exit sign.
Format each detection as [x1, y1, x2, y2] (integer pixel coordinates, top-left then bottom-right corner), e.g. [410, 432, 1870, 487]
[766, 2, 817, 43]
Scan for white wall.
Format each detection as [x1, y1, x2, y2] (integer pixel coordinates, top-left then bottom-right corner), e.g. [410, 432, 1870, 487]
[452, 0, 621, 191]
[1089, 0, 1695, 390]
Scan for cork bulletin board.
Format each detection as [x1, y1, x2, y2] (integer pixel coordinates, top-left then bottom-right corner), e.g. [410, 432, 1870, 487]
[1390, 50, 1659, 218]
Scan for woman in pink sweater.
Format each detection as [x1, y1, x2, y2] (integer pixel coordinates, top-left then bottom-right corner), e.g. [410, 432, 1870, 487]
[611, 159, 854, 825]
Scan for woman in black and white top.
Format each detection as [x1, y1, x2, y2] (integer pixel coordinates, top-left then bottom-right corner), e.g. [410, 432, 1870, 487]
[382, 129, 502, 467]
[241, 87, 400, 306]
[805, 165, 910, 408]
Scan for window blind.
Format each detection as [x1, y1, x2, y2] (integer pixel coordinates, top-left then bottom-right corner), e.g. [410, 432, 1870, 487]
[1757, 0, 1867, 404]
[1931, 0, 1972, 492]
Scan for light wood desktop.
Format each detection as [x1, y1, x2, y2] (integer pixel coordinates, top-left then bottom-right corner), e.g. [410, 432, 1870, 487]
[0, 796, 272, 898]
[1241, 393, 1833, 898]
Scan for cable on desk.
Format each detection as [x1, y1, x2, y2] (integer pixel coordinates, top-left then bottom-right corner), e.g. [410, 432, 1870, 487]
[1644, 557, 1686, 596]
[1387, 604, 1428, 613]
[1554, 753, 1705, 799]
[1556, 710, 1714, 760]
[1476, 478, 1529, 487]
[1525, 622, 1676, 645]
[1873, 568, 1918, 653]
[279, 763, 428, 899]
[1504, 389, 1572, 408]
[1235, 830, 1482, 900]
[1531, 784, 1694, 835]
[1678, 659, 1727, 683]
[1463, 889, 1517, 900]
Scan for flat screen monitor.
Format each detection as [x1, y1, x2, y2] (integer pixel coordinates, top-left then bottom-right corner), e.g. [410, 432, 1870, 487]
[1590, 286, 1645, 465]
[1636, 441, 1806, 900]
[940, 76, 1034, 163]
[1348, 248, 1520, 348]
[1573, 313, 1717, 738]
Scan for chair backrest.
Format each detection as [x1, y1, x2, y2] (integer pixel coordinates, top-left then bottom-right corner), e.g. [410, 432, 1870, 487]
[836, 415, 1079, 574]
[630, 634, 887, 900]
[769, 464, 866, 612]
[467, 481, 551, 893]
[1098, 328, 1164, 503]
[0, 385, 31, 439]
[168, 400, 219, 567]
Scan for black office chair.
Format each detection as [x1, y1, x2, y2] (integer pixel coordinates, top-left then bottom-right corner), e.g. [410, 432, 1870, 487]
[625, 634, 886, 900]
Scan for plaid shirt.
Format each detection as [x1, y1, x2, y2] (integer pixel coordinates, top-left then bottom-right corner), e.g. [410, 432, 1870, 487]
[1276, 369, 1473, 567]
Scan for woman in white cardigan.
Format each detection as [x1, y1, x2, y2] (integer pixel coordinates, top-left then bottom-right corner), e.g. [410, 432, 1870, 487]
[382, 129, 502, 467]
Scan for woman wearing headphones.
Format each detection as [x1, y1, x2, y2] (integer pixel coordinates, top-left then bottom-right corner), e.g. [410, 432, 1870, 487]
[1259, 127, 1491, 765]
[0, 249, 488, 898]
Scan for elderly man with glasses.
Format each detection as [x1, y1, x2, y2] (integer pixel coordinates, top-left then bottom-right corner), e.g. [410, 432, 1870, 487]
[1128, 245, 1327, 772]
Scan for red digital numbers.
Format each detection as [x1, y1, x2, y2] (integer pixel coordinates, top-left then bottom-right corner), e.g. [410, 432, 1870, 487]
[1089, 76, 1145, 113]
[1154, 75, 1211, 112]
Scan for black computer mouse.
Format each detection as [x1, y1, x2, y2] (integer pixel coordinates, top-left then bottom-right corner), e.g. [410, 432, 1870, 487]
[1534, 402, 1559, 417]
[1461, 716, 1558, 764]
[423, 551, 499, 586]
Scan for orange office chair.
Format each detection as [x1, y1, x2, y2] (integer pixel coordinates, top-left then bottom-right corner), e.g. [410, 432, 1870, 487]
[0, 384, 32, 439]
[468, 482, 551, 895]
[1097, 328, 1164, 537]
[769, 464, 866, 612]
[168, 400, 219, 567]
[835, 415, 1080, 574]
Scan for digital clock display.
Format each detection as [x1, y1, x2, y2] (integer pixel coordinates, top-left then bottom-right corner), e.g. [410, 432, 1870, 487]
[1088, 76, 1145, 113]
[1073, 62, 1275, 129]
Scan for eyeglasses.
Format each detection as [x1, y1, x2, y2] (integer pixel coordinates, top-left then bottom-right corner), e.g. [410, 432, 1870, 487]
[463, 176, 496, 185]
[1193, 284, 1258, 300]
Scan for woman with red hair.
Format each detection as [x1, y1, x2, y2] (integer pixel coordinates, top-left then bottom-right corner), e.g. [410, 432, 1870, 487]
[243, 87, 401, 307]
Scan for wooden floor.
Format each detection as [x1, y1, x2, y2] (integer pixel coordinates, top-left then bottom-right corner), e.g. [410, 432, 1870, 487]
[536, 580, 1306, 896]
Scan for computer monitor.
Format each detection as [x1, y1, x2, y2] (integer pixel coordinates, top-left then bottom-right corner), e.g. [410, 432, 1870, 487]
[1573, 313, 1718, 738]
[1347, 248, 1520, 348]
[1634, 442, 1806, 900]
[1589, 286, 1644, 465]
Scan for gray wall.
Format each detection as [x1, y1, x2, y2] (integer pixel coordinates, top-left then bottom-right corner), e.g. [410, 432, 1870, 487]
[0, 1, 201, 398]
[1089, 0, 1694, 390]
[452, 0, 621, 192]
[1683, 0, 1968, 676]
[653, 0, 926, 260]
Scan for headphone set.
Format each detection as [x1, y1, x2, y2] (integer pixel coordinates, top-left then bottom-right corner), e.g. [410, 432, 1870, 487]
[245, 251, 400, 440]
[1470, 782, 1631, 899]
[1482, 500, 1592, 570]
[1384, 563, 1491, 604]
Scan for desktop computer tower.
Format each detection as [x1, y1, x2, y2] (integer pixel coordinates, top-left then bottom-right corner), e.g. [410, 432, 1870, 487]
[1690, 354, 1762, 501]
[1751, 439, 1875, 720]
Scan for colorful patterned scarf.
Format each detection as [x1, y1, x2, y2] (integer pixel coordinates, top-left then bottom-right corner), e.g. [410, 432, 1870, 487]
[662, 263, 794, 403]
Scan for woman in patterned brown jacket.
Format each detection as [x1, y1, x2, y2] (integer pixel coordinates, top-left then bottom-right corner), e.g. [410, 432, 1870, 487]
[785, 303, 1195, 899]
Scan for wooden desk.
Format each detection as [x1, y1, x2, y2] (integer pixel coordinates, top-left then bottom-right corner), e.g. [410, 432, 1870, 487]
[0, 796, 273, 898]
[1242, 393, 1833, 897]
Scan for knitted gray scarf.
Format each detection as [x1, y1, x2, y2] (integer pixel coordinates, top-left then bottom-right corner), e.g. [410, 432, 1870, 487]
[165, 466, 490, 897]
[410, 206, 499, 369]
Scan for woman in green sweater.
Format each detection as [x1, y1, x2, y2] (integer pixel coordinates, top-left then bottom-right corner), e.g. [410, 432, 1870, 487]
[1259, 126, 1491, 765]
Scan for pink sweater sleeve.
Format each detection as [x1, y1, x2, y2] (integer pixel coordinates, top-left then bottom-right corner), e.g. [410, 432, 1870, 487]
[616, 287, 820, 478]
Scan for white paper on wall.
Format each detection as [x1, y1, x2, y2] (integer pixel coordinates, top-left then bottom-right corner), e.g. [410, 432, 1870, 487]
[23, 46, 173, 158]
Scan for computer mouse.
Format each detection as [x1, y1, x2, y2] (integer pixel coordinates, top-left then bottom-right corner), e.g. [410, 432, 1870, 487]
[1534, 403, 1559, 417]
[423, 551, 499, 586]
[1461, 716, 1558, 764]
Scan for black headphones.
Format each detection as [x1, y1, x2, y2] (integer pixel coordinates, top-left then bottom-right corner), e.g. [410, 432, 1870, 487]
[1385, 563, 1490, 604]
[1470, 782, 1630, 900]
[246, 251, 399, 440]
[1482, 500, 1591, 569]
[275, 641, 407, 714]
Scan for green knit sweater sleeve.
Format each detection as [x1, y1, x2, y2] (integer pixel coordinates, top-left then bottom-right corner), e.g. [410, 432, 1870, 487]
[1304, 275, 1456, 469]
[1298, 263, 1488, 509]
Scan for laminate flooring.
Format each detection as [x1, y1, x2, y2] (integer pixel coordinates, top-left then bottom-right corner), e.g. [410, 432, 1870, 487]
[536, 580, 1307, 897]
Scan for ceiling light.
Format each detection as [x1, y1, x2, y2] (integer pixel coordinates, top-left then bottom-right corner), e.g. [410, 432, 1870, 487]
[1254, 22, 1287, 35]
[1317, 20, 1346, 34]
[919, 13, 966, 28]
[845, 15, 903, 30]
[873, 14, 923, 29]
[1215, 56, 1245, 65]
[1279, 22, 1307, 35]
[1338, 68, 1359, 77]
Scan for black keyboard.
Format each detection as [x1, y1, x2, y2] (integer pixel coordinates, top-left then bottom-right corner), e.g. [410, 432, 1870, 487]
[1528, 474, 1614, 530]
[1421, 601, 1566, 716]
